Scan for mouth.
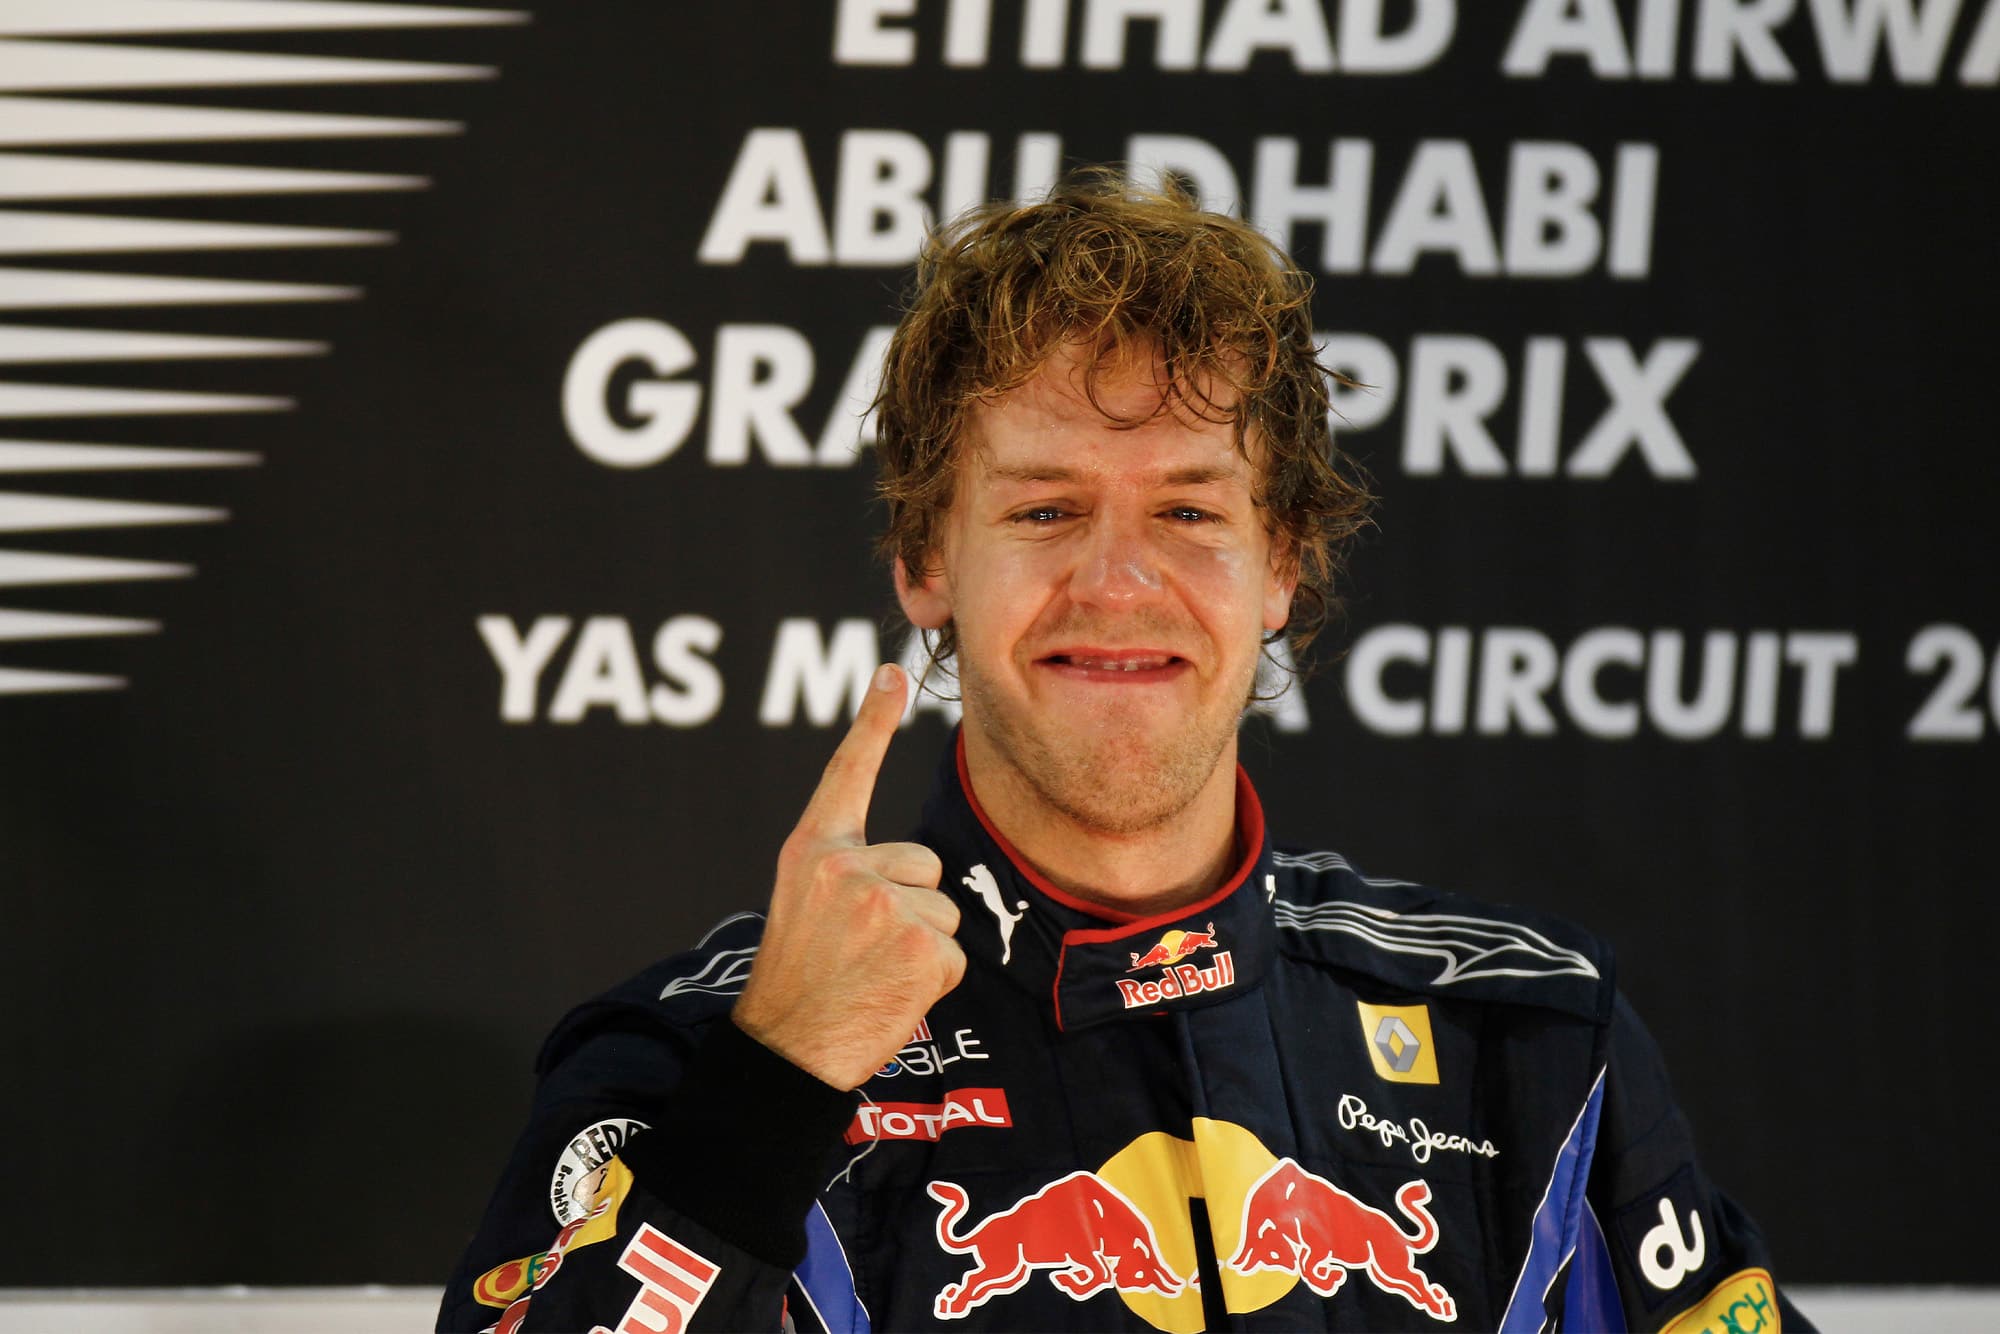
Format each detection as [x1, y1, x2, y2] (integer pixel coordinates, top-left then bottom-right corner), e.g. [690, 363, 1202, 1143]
[1037, 649, 1189, 683]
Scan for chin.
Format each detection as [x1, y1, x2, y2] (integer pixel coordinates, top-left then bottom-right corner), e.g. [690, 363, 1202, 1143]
[1040, 778, 1197, 837]
[961, 646, 1253, 832]
[1015, 713, 1229, 836]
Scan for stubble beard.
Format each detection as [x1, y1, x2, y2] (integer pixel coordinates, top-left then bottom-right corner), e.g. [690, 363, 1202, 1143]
[957, 648, 1251, 837]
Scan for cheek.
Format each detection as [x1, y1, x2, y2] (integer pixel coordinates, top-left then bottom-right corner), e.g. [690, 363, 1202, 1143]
[952, 543, 1059, 640]
[1195, 543, 1248, 582]
[1179, 542, 1267, 627]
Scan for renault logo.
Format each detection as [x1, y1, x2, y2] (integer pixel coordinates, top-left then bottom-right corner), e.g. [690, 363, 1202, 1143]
[1354, 1001, 1441, 1085]
[1373, 1016, 1422, 1073]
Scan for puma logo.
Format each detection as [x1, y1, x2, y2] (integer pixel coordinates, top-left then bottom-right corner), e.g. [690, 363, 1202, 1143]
[963, 863, 1027, 966]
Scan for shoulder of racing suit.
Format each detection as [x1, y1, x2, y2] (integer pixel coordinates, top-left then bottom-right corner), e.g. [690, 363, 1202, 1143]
[1265, 844, 1616, 1024]
[437, 910, 853, 1334]
[1264, 849, 1816, 1332]
[535, 909, 768, 1077]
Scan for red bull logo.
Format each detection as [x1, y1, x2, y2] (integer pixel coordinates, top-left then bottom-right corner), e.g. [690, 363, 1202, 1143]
[1127, 922, 1219, 971]
[927, 1172, 1185, 1319]
[1229, 1159, 1457, 1322]
[922, 1124, 1467, 1328]
[1116, 950, 1236, 1010]
[600, 1224, 719, 1334]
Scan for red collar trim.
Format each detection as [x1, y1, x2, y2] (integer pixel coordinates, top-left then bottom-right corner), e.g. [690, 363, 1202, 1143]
[954, 730, 1266, 935]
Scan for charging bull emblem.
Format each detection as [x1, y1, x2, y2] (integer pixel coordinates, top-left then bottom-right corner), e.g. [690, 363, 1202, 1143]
[1128, 922, 1218, 971]
[1229, 1159, 1457, 1321]
[928, 1172, 1185, 1319]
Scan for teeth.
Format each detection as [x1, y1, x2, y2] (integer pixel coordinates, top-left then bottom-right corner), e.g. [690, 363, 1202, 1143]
[1071, 657, 1169, 671]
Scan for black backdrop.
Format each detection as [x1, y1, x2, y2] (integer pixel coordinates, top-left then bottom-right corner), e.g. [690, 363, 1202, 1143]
[3, 0, 1996, 1287]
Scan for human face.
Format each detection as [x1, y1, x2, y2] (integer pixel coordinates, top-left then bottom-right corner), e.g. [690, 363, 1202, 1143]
[898, 346, 1296, 836]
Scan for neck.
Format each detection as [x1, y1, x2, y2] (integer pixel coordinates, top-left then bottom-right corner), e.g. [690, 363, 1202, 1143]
[957, 726, 1244, 918]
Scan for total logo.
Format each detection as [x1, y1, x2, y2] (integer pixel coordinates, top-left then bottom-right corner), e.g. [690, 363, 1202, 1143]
[846, 1088, 1013, 1144]
[875, 1017, 988, 1077]
[1117, 924, 1236, 1011]
[926, 1119, 1456, 1331]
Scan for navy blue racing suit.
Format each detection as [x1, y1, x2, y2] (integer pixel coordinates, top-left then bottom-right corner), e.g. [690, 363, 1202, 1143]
[441, 735, 1809, 1333]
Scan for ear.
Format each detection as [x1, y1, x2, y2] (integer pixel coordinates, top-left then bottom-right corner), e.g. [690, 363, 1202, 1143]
[1263, 541, 1299, 634]
[894, 554, 953, 630]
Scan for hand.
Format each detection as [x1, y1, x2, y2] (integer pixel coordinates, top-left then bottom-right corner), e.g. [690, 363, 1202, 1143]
[732, 663, 966, 1090]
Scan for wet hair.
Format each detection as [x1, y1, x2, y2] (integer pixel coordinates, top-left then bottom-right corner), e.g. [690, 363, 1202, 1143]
[873, 167, 1373, 673]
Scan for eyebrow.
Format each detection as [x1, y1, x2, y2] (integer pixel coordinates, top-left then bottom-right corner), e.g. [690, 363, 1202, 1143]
[985, 463, 1239, 487]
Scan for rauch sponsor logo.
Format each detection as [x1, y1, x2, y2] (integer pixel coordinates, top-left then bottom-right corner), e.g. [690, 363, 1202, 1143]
[549, 1117, 649, 1225]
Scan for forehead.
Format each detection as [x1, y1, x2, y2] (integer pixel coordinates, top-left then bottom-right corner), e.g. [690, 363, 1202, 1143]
[963, 345, 1255, 483]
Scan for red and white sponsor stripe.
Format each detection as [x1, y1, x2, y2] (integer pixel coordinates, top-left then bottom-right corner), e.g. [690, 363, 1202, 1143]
[845, 1088, 1013, 1144]
[588, 1224, 720, 1334]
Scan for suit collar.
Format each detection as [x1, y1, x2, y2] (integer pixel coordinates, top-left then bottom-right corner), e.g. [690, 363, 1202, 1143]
[917, 731, 1276, 1031]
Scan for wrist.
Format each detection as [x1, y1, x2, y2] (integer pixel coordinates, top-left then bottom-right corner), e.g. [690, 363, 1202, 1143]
[621, 1017, 858, 1268]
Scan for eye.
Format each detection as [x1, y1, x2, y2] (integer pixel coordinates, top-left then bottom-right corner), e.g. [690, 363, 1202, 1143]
[1011, 505, 1071, 524]
[1166, 506, 1217, 523]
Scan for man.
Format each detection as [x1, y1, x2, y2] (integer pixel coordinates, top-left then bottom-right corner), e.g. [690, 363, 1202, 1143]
[441, 175, 1808, 1332]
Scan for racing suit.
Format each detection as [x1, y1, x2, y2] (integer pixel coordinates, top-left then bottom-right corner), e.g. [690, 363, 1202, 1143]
[441, 735, 1810, 1332]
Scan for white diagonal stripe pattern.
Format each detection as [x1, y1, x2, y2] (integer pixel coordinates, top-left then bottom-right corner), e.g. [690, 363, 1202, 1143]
[0, 153, 427, 200]
[0, 549, 190, 585]
[0, 5, 521, 693]
[0, 97, 458, 146]
[0, 211, 391, 254]
[0, 267, 359, 308]
[0, 326, 325, 363]
[0, 1, 527, 35]
[0, 664, 124, 693]
[0, 40, 493, 91]
[0, 383, 290, 416]
[0, 491, 226, 532]
[1272, 847, 1418, 888]
[0, 439, 259, 471]
[1272, 849, 1356, 873]
[0, 608, 156, 640]
[1271, 897, 1601, 985]
[658, 947, 761, 1002]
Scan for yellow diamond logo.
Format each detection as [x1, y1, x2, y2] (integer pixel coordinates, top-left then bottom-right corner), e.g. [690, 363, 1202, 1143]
[1356, 1001, 1440, 1085]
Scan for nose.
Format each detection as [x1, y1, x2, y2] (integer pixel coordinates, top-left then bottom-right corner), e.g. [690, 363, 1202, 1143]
[1066, 513, 1166, 608]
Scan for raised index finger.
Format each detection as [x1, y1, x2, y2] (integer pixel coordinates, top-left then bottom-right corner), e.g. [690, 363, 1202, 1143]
[801, 662, 906, 841]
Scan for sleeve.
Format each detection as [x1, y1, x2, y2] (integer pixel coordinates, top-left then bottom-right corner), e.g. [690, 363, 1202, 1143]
[437, 1015, 857, 1334]
[1560, 992, 1815, 1334]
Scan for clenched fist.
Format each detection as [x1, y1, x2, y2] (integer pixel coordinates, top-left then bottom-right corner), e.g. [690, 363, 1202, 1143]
[733, 663, 968, 1090]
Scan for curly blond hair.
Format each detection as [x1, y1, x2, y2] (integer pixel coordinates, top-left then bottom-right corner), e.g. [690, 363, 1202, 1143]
[874, 169, 1372, 669]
